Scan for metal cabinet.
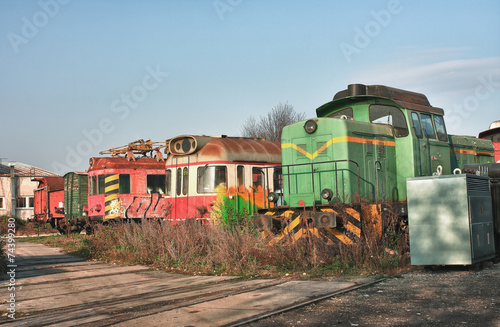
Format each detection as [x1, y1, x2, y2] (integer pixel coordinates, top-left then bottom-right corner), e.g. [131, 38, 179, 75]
[406, 174, 495, 265]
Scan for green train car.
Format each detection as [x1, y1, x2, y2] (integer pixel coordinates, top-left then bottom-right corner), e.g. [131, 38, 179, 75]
[254, 84, 495, 245]
[61, 172, 88, 233]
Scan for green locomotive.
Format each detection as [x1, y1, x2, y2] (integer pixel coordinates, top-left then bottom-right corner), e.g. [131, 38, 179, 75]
[254, 84, 495, 245]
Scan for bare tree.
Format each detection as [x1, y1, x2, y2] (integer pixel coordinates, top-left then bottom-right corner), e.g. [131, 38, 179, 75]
[240, 102, 306, 142]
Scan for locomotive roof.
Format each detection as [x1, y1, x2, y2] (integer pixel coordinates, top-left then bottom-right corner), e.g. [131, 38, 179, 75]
[32, 176, 64, 191]
[88, 156, 165, 171]
[479, 126, 500, 139]
[167, 136, 281, 163]
[320, 84, 445, 116]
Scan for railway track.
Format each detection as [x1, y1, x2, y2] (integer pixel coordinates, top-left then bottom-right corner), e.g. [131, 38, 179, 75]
[1, 242, 379, 326]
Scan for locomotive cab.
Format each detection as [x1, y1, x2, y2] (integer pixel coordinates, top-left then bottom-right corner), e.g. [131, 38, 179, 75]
[255, 84, 495, 245]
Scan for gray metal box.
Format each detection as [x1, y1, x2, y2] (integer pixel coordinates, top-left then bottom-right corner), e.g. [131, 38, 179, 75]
[406, 174, 495, 265]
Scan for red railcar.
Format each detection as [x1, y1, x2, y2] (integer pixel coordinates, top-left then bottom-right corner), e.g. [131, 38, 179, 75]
[479, 121, 500, 162]
[32, 176, 65, 223]
[164, 135, 282, 225]
[87, 156, 170, 223]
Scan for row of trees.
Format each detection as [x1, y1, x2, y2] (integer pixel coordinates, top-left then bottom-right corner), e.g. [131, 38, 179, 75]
[240, 102, 306, 142]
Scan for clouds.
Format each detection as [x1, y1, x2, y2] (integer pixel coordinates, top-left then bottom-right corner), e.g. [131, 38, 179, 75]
[347, 51, 500, 135]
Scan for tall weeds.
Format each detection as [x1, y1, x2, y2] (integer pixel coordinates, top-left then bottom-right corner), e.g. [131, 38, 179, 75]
[86, 208, 410, 277]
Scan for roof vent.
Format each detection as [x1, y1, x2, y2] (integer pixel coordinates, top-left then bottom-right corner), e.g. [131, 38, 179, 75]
[348, 84, 366, 96]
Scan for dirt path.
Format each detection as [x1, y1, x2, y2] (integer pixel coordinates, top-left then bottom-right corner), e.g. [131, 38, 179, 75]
[251, 262, 500, 327]
[1, 241, 365, 326]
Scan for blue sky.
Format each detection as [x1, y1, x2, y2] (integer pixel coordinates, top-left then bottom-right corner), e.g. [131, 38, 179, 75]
[1, 0, 499, 174]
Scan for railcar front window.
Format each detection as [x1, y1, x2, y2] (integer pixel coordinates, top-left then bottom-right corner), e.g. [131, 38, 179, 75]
[420, 114, 436, 139]
[433, 115, 448, 142]
[369, 105, 409, 137]
[92, 176, 97, 195]
[197, 166, 227, 193]
[119, 174, 130, 194]
[165, 169, 171, 195]
[182, 168, 188, 195]
[147, 175, 166, 194]
[176, 168, 182, 196]
[98, 175, 106, 194]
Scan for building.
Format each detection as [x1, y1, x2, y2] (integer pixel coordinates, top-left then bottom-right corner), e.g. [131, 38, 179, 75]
[0, 162, 59, 220]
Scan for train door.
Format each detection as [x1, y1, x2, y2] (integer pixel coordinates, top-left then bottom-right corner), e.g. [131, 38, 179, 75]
[419, 113, 450, 175]
[410, 112, 430, 176]
[251, 167, 266, 212]
[236, 165, 248, 214]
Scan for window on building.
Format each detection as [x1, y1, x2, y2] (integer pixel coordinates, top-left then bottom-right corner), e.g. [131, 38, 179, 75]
[420, 114, 436, 139]
[433, 115, 448, 142]
[369, 105, 409, 137]
[0, 197, 5, 209]
[16, 197, 26, 208]
[28, 197, 34, 208]
[197, 166, 227, 193]
[147, 175, 166, 194]
[165, 169, 171, 195]
[328, 107, 353, 120]
[119, 174, 131, 194]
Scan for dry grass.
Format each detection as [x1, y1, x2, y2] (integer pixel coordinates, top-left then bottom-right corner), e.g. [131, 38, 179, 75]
[82, 209, 410, 278]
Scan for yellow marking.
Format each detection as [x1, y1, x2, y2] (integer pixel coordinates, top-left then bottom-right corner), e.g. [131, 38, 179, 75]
[345, 208, 360, 221]
[293, 228, 304, 241]
[325, 227, 354, 245]
[105, 194, 119, 203]
[105, 174, 119, 182]
[450, 148, 494, 157]
[283, 216, 301, 234]
[105, 184, 119, 192]
[345, 222, 361, 238]
[261, 230, 270, 238]
[282, 136, 395, 159]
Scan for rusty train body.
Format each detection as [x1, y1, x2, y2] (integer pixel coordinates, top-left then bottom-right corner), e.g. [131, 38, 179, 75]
[32, 84, 499, 244]
[33, 136, 281, 232]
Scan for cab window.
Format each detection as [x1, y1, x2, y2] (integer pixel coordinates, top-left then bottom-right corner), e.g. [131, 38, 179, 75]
[147, 175, 166, 194]
[433, 115, 448, 142]
[420, 114, 436, 139]
[197, 166, 227, 193]
[98, 175, 106, 194]
[119, 174, 130, 194]
[369, 105, 408, 137]
[411, 113, 423, 139]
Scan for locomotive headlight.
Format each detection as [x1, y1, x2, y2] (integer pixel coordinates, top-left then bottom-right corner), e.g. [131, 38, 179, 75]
[321, 188, 333, 201]
[304, 119, 318, 134]
[267, 192, 279, 203]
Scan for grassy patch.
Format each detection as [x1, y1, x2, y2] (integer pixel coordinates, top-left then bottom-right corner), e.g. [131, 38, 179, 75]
[20, 210, 410, 278]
